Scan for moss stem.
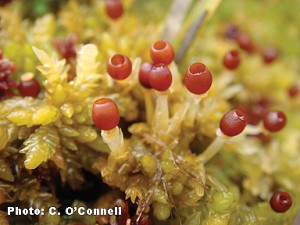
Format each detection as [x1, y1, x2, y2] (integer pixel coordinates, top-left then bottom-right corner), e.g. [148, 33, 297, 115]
[101, 126, 124, 152]
[153, 91, 169, 135]
[185, 92, 207, 126]
[223, 84, 243, 100]
[143, 88, 154, 125]
[198, 128, 229, 163]
[243, 123, 264, 136]
[168, 101, 190, 136]
[169, 61, 184, 94]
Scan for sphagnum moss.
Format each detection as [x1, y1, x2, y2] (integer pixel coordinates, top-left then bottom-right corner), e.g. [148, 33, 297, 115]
[0, 0, 300, 225]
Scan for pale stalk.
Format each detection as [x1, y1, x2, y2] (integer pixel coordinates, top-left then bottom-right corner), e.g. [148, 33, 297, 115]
[153, 91, 169, 135]
[167, 101, 190, 136]
[169, 61, 185, 94]
[143, 88, 154, 125]
[105, 73, 114, 88]
[238, 123, 272, 140]
[101, 126, 124, 153]
[198, 128, 229, 164]
[219, 71, 244, 100]
[185, 92, 207, 126]
[243, 123, 264, 136]
[223, 84, 243, 100]
[108, 16, 122, 38]
[101, 126, 127, 176]
[213, 71, 234, 93]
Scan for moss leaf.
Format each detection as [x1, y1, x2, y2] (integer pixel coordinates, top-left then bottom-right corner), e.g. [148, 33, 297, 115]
[0, 126, 8, 150]
[20, 126, 60, 169]
[72, 44, 102, 98]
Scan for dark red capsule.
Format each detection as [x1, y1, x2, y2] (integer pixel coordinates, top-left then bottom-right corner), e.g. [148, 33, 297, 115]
[288, 84, 298, 98]
[150, 40, 175, 65]
[19, 79, 40, 98]
[263, 110, 287, 132]
[131, 213, 151, 225]
[184, 63, 212, 95]
[92, 98, 120, 130]
[236, 32, 255, 53]
[0, 77, 17, 99]
[220, 108, 248, 137]
[248, 105, 266, 125]
[107, 54, 132, 80]
[115, 199, 129, 225]
[246, 98, 272, 125]
[105, 0, 123, 20]
[223, 50, 241, 70]
[0, 59, 16, 80]
[54, 34, 77, 62]
[270, 191, 292, 213]
[224, 24, 239, 39]
[149, 63, 172, 91]
[139, 62, 153, 89]
[263, 48, 278, 64]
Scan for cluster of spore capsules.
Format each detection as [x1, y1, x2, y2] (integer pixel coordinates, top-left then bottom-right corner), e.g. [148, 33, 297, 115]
[0, 50, 41, 99]
[0, 50, 17, 99]
[91, 36, 292, 214]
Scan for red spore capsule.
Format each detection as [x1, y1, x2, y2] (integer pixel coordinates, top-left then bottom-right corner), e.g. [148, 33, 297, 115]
[149, 63, 172, 92]
[236, 32, 255, 53]
[131, 213, 151, 225]
[19, 79, 41, 98]
[263, 48, 278, 64]
[247, 104, 265, 125]
[288, 84, 298, 98]
[0, 59, 16, 80]
[220, 108, 248, 137]
[54, 34, 77, 62]
[92, 98, 120, 131]
[139, 62, 153, 89]
[107, 54, 132, 80]
[270, 192, 292, 213]
[105, 0, 123, 20]
[223, 50, 241, 70]
[246, 98, 272, 125]
[224, 24, 239, 39]
[263, 110, 287, 132]
[184, 63, 213, 95]
[0, 58, 17, 99]
[115, 199, 129, 225]
[150, 40, 175, 65]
